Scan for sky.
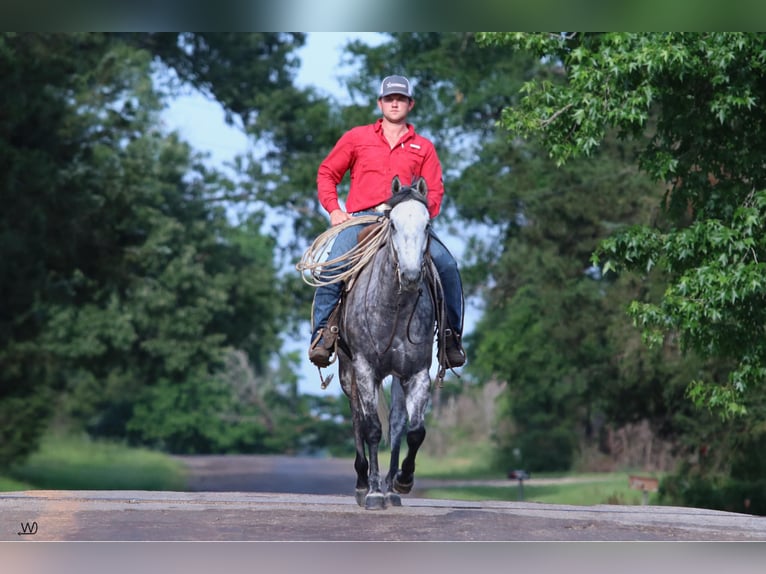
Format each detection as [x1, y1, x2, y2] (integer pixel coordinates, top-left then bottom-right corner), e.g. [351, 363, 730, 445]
[163, 33, 384, 168]
[161, 33, 470, 396]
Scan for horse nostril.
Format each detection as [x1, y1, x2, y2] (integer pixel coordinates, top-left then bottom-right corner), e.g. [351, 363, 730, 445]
[399, 268, 422, 290]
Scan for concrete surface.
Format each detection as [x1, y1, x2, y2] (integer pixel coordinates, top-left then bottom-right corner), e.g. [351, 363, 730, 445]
[2, 454, 765, 542]
[2, 488, 765, 541]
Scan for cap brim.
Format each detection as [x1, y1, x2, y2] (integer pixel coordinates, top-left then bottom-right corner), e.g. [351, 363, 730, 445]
[379, 91, 411, 98]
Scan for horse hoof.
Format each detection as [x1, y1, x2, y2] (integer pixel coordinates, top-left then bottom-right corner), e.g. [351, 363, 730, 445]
[385, 492, 402, 507]
[393, 476, 414, 494]
[365, 492, 386, 510]
[355, 489, 367, 507]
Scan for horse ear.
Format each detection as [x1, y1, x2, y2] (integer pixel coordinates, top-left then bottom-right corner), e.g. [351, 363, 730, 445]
[391, 175, 402, 195]
[416, 176, 428, 198]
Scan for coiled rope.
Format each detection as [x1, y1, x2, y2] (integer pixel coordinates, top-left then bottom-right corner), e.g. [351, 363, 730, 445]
[296, 215, 390, 287]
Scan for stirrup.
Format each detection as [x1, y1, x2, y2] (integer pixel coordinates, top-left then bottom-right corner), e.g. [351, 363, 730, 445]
[308, 326, 338, 369]
[443, 328, 466, 368]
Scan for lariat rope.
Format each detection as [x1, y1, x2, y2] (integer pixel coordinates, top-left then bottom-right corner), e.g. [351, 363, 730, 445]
[295, 215, 389, 287]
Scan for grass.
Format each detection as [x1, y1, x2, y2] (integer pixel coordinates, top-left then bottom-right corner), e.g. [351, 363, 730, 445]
[378, 444, 662, 506]
[404, 443, 498, 479]
[0, 476, 34, 491]
[422, 473, 660, 506]
[2, 434, 187, 492]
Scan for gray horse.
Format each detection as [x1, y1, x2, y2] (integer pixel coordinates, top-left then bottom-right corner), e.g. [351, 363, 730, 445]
[338, 176, 437, 510]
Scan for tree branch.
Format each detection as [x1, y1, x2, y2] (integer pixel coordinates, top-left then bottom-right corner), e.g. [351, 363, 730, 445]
[541, 103, 573, 128]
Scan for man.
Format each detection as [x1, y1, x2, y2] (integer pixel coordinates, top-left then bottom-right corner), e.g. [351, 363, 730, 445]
[309, 74, 465, 370]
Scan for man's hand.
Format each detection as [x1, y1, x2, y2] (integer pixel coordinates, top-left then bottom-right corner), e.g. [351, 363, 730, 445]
[330, 209, 351, 227]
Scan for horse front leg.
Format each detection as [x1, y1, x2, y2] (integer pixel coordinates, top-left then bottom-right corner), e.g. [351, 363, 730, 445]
[385, 376, 407, 507]
[347, 366, 385, 509]
[351, 411, 369, 507]
[360, 388, 385, 510]
[342, 364, 369, 506]
[394, 370, 431, 495]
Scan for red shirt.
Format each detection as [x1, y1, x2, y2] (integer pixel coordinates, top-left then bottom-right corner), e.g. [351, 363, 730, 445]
[317, 118, 445, 218]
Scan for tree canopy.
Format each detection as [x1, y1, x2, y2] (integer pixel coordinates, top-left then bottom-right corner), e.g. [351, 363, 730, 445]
[478, 32, 766, 418]
[0, 32, 347, 466]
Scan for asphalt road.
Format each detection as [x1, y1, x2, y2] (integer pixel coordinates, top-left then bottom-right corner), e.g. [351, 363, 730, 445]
[2, 455, 765, 542]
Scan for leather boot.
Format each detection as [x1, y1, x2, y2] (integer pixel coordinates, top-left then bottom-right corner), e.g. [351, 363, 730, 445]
[308, 327, 335, 368]
[444, 329, 466, 368]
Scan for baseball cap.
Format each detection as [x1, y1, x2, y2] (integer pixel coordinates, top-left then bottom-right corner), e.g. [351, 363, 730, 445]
[378, 75, 412, 99]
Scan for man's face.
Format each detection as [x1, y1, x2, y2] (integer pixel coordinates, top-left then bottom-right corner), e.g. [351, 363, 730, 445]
[378, 94, 414, 120]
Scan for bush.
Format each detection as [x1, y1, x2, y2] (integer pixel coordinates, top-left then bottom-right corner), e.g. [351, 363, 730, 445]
[659, 473, 766, 516]
[495, 427, 578, 473]
[0, 387, 54, 469]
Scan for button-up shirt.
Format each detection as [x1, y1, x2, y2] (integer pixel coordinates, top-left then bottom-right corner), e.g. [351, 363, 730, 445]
[317, 118, 445, 218]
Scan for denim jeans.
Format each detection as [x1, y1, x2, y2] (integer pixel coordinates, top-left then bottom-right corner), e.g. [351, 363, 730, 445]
[311, 211, 464, 339]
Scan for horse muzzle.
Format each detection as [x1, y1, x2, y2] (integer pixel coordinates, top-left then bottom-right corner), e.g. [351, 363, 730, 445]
[398, 268, 423, 292]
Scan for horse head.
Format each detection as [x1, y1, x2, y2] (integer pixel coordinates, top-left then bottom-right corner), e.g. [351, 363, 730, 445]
[387, 176, 431, 292]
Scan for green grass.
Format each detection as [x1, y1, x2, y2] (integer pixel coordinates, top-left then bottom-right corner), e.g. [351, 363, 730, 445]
[2, 435, 187, 492]
[0, 476, 34, 491]
[400, 443, 498, 479]
[382, 444, 662, 506]
[422, 474, 662, 506]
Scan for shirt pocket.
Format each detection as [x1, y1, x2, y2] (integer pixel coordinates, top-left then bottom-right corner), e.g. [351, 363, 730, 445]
[354, 144, 387, 180]
[403, 146, 427, 178]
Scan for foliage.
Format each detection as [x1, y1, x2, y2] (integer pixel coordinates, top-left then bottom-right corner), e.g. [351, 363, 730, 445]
[660, 472, 766, 516]
[478, 32, 766, 417]
[7, 434, 187, 491]
[0, 33, 319, 466]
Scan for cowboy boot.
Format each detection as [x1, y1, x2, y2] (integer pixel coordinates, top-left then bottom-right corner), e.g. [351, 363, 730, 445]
[444, 329, 466, 368]
[308, 327, 337, 368]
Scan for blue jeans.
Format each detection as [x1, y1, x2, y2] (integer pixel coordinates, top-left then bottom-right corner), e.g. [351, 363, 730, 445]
[312, 211, 464, 339]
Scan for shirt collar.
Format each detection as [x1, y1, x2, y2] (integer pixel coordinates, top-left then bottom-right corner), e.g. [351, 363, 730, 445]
[374, 118, 413, 137]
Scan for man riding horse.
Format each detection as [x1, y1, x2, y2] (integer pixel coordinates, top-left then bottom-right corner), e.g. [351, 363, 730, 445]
[308, 74, 466, 372]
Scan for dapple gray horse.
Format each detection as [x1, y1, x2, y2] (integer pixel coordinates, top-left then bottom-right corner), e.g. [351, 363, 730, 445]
[338, 175, 436, 510]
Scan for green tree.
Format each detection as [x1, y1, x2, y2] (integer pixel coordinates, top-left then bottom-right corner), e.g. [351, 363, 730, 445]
[478, 32, 766, 418]
[0, 33, 147, 465]
[0, 33, 311, 465]
[469, 34, 766, 512]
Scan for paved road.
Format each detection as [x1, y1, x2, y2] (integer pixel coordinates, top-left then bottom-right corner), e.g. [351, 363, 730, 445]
[1, 455, 765, 542]
[2, 489, 765, 542]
